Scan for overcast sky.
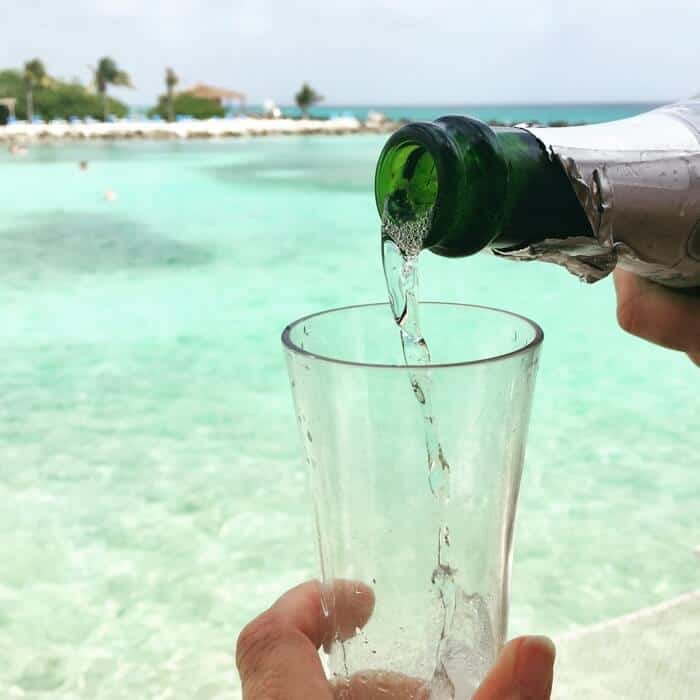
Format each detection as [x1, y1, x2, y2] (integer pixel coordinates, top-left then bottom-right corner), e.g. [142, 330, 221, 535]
[2, 0, 699, 106]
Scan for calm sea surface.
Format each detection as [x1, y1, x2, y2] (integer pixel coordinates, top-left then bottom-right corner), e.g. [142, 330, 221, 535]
[129, 101, 664, 125]
[283, 102, 664, 124]
[0, 104, 697, 698]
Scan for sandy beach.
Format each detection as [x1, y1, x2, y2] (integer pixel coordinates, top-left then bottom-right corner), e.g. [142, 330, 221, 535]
[0, 115, 398, 142]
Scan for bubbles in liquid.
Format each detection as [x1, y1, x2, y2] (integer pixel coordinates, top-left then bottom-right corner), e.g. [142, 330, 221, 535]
[431, 593, 496, 699]
[381, 206, 433, 259]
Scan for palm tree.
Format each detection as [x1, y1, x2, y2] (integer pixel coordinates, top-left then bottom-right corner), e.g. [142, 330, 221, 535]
[165, 68, 179, 122]
[92, 57, 132, 121]
[295, 83, 323, 118]
[23, 59, 51, 122]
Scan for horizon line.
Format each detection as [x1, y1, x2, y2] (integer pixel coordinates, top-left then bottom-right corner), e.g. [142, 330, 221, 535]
[125, 99, 672, 108]
[286, 99, 669, 106]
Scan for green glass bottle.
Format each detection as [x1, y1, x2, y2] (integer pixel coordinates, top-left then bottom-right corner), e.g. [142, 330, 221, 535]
[375, 117, 592, 257]
[375, 102, 700, 288]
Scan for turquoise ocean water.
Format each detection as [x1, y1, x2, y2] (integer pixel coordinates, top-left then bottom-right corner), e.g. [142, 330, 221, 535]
[0, 104, 697, 698]
[283, 102, 663, 124]
[131, 102, 663, 126]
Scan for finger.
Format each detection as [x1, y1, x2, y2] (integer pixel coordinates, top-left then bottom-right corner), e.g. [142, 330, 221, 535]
[333, 670, 429, 700]
[689, 351, 700, 368]
[473, 636, 555, 700]
[613, 269, 700, 354]
[236, 581, 375, 700]
[321, 579, 376, 650]
[236, 581, 330, 700]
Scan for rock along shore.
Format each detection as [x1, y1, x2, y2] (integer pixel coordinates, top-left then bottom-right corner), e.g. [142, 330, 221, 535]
[0, 116, 402, 142]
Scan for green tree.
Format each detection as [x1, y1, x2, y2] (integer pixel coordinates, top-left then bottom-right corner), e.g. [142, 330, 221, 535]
[148, 93, 225, 121]
[23, 58, 51, 122]
[295, 83, 323, 118]
[0, 69, 127, 123]
[92, 57, 132, 121]
[165, 68, 179, 122]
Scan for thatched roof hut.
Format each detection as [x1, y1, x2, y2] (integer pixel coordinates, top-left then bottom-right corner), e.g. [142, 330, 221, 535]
[180, 83, 246, 105]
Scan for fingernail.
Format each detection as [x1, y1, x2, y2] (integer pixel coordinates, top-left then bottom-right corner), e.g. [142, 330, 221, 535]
[515, 636, 556, 698]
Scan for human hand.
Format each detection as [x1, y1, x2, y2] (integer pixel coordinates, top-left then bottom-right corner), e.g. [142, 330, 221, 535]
[614, 269, 700, 367]
[236, 581, 555, 699]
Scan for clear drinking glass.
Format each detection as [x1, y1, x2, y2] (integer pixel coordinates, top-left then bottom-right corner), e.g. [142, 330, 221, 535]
[282, 303, 543, 699]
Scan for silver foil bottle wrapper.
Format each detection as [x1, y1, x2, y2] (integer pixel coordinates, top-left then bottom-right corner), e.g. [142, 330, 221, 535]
[494, 99, 700, 287]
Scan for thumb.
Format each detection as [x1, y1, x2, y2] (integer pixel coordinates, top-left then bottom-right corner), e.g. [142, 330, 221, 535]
[473, 636, 555, 700]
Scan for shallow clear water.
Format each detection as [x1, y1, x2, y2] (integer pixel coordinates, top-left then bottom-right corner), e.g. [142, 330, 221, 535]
[277, 102, 662, 124]
[0, 134, 697, 699]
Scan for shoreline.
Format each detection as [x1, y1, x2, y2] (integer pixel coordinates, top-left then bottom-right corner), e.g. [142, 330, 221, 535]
[0, 115, 589, 144]
[0, 116, 401, 142]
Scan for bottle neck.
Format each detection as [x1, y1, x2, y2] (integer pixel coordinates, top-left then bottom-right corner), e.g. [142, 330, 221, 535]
[491, 126, 593, 251]
[375, 117, 592, 257]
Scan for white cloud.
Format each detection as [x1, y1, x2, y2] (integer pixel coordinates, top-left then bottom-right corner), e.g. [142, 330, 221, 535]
[85, 0, 199, 19]
[1, 0, 699, 105]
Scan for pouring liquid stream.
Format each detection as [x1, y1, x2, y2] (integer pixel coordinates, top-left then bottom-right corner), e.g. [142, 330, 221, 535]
[381, 208, 458, 693]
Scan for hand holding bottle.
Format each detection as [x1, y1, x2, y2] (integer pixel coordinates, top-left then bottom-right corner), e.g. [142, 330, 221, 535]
[236, 581, 555, 700]
[614, 270, 700, 367]
[375, 99, 700, 289]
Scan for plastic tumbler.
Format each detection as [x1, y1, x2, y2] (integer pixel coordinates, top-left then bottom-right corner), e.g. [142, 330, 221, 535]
[282, 302, 542, 699]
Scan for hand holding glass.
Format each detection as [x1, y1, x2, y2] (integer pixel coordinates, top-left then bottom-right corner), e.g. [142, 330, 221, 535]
[283, 303, 542, 699]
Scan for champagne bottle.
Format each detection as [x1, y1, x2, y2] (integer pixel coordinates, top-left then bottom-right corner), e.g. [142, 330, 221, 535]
[375, 99, 700, 288]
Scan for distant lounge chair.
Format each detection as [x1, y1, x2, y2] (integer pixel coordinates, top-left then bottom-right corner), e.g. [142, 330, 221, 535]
[150, 114, 163, 122]
[31, 116, 45, 125]
[69, 116, 82, 124]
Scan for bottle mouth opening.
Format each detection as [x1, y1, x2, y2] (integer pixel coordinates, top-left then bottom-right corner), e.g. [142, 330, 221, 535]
[375, 117, 508, 257]
[375, 140, 438, 230]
